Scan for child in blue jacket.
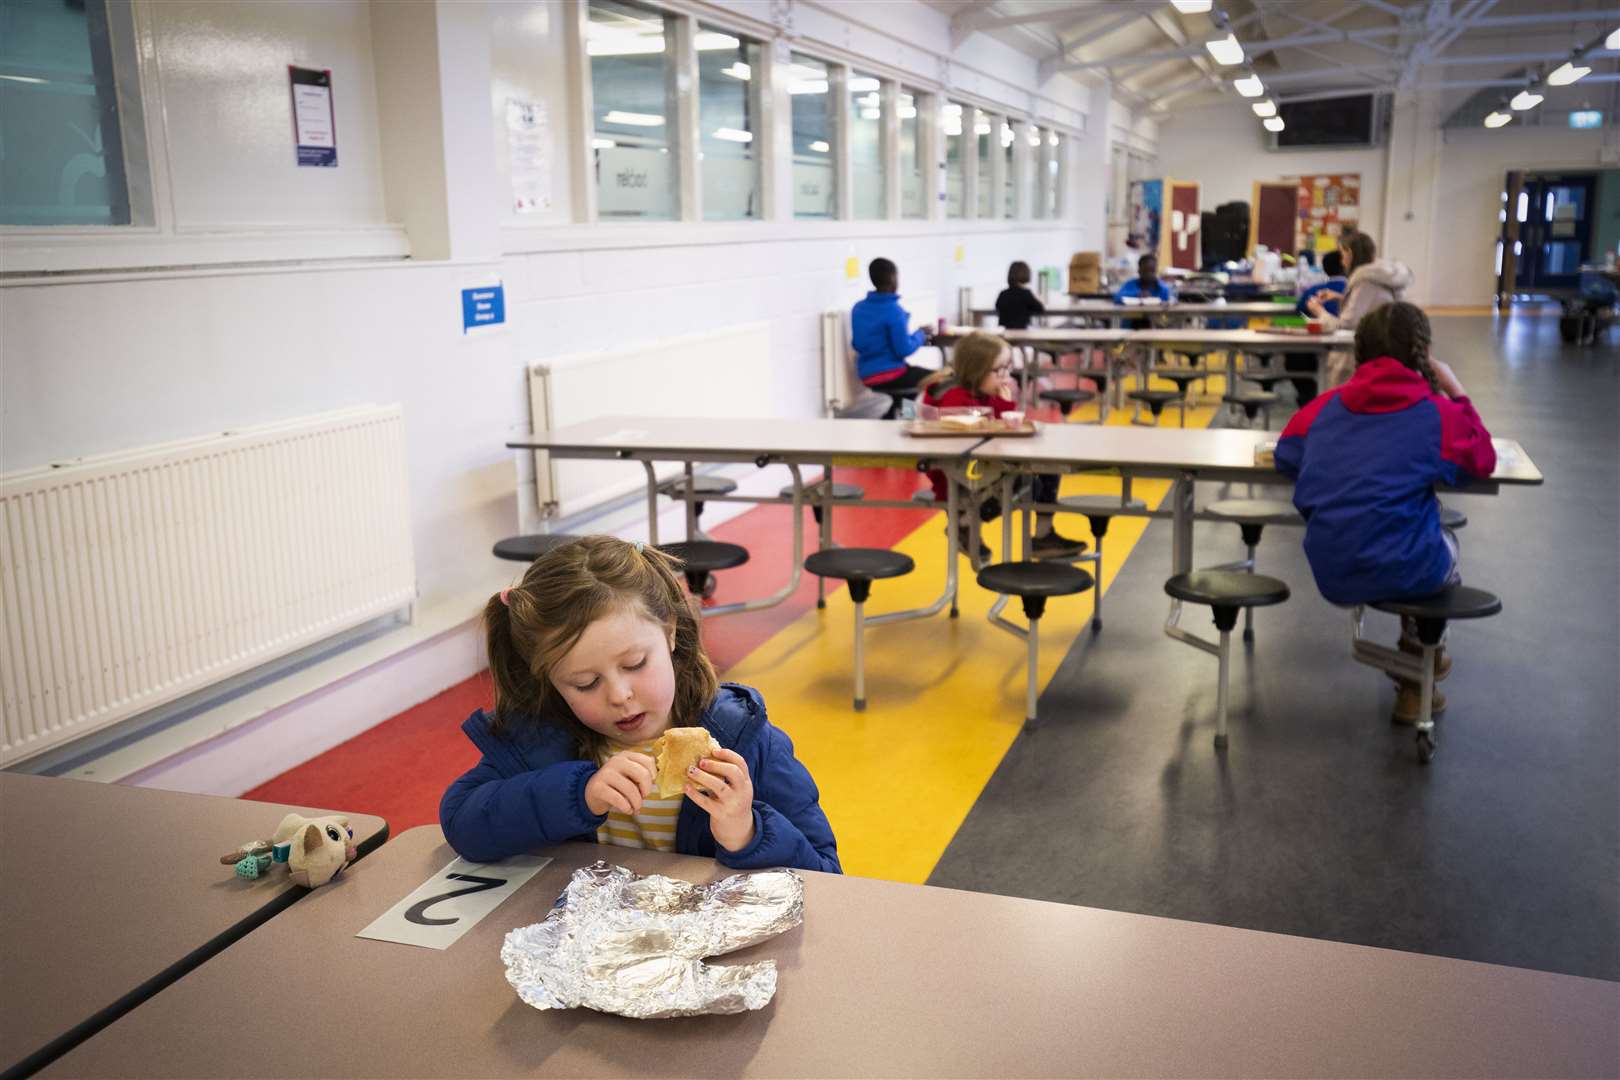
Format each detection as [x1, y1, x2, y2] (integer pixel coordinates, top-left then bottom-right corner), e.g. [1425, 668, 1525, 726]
[851, 257, 934, 416]
[1275, 301, 1496, 722]
[440, 535, 840, 873]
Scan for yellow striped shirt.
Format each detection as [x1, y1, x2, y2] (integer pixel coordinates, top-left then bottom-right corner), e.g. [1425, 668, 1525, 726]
[596, 741, 681, 852]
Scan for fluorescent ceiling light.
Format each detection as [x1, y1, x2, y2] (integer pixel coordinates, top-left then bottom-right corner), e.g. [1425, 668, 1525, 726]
[942, 103, 963, 116]
[809, 140, 830, 153]
[1547, 62, 1590, 86]
[1171, 0, 1213, 11]
[1263, 116, 1284, 132]
[1048, 132, 1059, 145]
[944, 122, 963, 136]
[899, 106, 918, 119]
[1252, 99, 1276, 118]
[603, 110, 664, 126]
[722, 62, 750, 80]
[848, 77, 880, 92]
[591, 138, 616, 149]
[712, 127, 752, 143]
[1205, 33, 1244, 66]
[1027, 131, 1042, 146]
[860, 107, 881, 120]
[588, 36, 665, 56]
[0, 74, 48, 84]
[788, 80, 828, 95]
[788, 64, 826, 81]
[694, 32, 739, 50]
[1484, 110, 1512, 128]
[1510, 90, 1543, 110]
[859, 93, 880, 106]
[1608, 27, 1619, 49]
[975, 121, 991, 135]
[1234, 74, 1264, 97]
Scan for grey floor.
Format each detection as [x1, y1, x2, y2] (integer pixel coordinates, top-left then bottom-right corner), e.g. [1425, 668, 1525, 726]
[928, 315, 1620, 982]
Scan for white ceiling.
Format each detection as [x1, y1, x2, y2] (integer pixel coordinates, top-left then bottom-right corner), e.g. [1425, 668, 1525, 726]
[929, 0, 1620, 122]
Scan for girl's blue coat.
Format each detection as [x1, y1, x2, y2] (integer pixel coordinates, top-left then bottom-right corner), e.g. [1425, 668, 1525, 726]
[439, 683, 841, 873]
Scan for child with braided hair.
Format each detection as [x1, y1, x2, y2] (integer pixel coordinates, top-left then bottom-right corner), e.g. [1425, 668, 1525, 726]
[1275, 302, 1496, 723]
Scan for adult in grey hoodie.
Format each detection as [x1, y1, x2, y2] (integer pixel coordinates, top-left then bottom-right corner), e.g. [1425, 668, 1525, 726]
[1308, 231, 1415, 387]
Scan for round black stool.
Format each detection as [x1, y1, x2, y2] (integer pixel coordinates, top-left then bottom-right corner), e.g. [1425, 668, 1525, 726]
[1370, 585, 1501, 763]
[657, 540, 749, 599]
[1206, 498, 1301, 642]
[778, 480, 866, 528]
[1439, 504, 1467, 530]
[1236, 368, 1295, 392]
[1220, 390, 1279, 428]
[1038, 387, 1097, 417]
[1056, 495, 1148, 630]
[658, 474, 738, 538]
[977, 562, 1094, 726]
[804, 548, 915, 710]
[1165, 570, 1291, 749]
[873, 383, 920, 420]
[1153, 368, 1204, 425]
[492, 533, 581, 563]
[1126, 388, 1185, 426]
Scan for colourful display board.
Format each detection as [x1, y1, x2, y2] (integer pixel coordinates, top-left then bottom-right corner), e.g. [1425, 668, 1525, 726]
[1286, 173, 1361, 255]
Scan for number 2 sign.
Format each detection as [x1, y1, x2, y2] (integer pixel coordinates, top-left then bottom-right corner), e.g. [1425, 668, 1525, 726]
[356, 854, 551, 950]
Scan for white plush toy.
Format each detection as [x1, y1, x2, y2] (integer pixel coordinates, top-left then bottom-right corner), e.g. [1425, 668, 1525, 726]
[220, 813, 357, 888]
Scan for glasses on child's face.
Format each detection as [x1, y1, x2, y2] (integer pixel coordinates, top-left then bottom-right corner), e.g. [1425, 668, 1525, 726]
[991, 363, 1012, 375]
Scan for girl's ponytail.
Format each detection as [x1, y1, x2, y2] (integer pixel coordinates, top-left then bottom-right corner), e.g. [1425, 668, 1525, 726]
[484, 588, 546, 734]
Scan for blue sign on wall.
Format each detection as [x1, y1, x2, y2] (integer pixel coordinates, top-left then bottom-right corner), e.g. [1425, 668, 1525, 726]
[1569, 110, 1603, 129]
[461, 285, 505, 333]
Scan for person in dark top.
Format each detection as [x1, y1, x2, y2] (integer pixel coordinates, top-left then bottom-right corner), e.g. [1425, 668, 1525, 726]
[994, 261, 1045, 330]
[1285, 249, 1348, 405]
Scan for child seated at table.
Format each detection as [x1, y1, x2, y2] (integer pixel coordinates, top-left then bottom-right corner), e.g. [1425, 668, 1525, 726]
[922, 332, 1088, 562]
[995, 261, 1046, 330]
[852, 257, 935, 418]
[1274, 301, 1495, 723]
[440, 536, 840, 872]
[1113, 254, 1172, 304]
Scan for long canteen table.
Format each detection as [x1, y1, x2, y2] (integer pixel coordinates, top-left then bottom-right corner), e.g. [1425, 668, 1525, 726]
[41, 826, 1620, 1078]
[970, 300, 1294, 325]
[0, 774, 390, 1076]
[508, 417, 1542, 650]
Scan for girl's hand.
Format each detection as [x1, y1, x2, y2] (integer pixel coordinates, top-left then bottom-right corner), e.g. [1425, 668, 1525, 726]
[1305, 295, 1326, 316]
[685, 748, 756, 852]
[584, 751, 655, 816]
[1429, 358, 1466, 399]
[1315, 288, 1343, 302]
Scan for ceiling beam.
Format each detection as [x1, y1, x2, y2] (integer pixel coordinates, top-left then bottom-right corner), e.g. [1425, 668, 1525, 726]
[1049, 26, 1407, 75]
[1037, 7, 1155, 83]
[949, 0, 1162, 49]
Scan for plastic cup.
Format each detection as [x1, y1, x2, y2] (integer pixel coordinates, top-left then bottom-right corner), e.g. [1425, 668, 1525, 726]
[1002, 410, 1026, 426]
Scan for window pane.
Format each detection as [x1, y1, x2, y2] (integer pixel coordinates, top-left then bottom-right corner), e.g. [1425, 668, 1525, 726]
[0, 0, 131, 225]
[943, 101, 964, 219]
[588, 0, 676, 220]
[849, 71, 884, 219]
[1028, 126, 1046, 219]
[698, 26, 760, 220]
[790, 53, 835, 219]
[900, 89, 923, 218]
[975, 111, 993, 218]
[1002, 120, 1016, 218]
[1045, 129, 1063, 219]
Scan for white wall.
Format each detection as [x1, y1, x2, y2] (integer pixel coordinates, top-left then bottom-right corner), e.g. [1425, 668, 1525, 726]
[1155, 102, 1385, 245]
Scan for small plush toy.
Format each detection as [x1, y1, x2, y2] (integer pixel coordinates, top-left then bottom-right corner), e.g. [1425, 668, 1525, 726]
[218, 813, 357, 888]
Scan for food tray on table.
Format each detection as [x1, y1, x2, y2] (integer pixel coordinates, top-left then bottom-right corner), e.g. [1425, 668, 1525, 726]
[902, 419, 1038, 437]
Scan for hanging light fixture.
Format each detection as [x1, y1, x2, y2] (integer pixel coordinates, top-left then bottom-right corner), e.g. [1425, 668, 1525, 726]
[1608, 27, 1619, 50]
[1204, 33, 1244, 65]
[1483, 111, 1512, 128]
[1263, 116, 1284, 132]
[1234, 74, 1264, 97]
[1171, 0, 1213, 12]
[1510, 89, 1544, 111]
[1547, 62, 1591, 86]
[1252, 100, 1277, 118]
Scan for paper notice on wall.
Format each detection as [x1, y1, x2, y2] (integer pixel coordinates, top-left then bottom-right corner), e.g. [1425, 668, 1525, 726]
[507, 99, 550, 213]
[290, 66, 336, 167]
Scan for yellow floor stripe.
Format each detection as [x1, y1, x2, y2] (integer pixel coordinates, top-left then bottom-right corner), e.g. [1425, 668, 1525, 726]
[726, 368, 1229, 883]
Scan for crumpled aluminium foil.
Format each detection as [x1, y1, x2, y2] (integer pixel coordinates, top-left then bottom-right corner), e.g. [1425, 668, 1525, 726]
[502, 861, 805, 1019]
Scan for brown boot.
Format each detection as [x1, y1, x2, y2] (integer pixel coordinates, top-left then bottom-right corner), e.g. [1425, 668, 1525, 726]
[1397, 637, 1451, 681]
[1392, 682, 1448, 725]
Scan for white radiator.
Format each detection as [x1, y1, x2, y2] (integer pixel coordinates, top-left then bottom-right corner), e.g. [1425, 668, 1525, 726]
[821, 291, 938, 417]
[528, 322, 772, 520]
[1, 405, 416, 765]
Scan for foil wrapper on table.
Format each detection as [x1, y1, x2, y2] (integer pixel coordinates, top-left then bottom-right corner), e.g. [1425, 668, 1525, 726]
[502, 861, 804, 1019]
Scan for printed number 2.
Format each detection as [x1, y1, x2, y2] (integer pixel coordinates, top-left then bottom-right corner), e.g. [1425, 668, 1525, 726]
[404, 873, 507, 926]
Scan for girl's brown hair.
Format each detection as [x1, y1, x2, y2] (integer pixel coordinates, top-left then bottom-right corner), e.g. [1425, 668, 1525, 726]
[484, 535, 719, 758]
[920, 332, 1008, 398]
[1354, 301, 1436, 390]
[1342, 231, 1377, 275]
[1007, 260, 1032, 287]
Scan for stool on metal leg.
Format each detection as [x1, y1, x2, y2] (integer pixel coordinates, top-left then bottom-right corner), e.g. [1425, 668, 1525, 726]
[803, 548, 915, 710]
[1205, 498, 1301, 642]
[1164, 570, 1291, 748]
[492, 533, 582, 564]
[1056, 494, 1148, 630]
[656, 541, 749, 600]
[977, 562, 1094, 726]
[1125, 388, 1185, 426]
[780, 478, 867, 608]
[1037, 387, 1097, 417]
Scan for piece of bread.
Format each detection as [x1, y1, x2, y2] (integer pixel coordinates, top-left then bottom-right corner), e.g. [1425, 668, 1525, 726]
[652, 727, 721, 798]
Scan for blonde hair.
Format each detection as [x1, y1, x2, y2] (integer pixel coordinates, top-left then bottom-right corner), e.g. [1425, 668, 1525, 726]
[921, 332, 1008, 397]
[485, 535, 719, 758]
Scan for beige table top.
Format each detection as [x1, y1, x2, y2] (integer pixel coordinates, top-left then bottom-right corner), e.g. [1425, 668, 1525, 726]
[507, 414, 982, 464]
[45, 826, 1618, 1079]
[1, 774, 388, 1074]
[945, 325, 1354, 350]
[973, 301, 1292, 319]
